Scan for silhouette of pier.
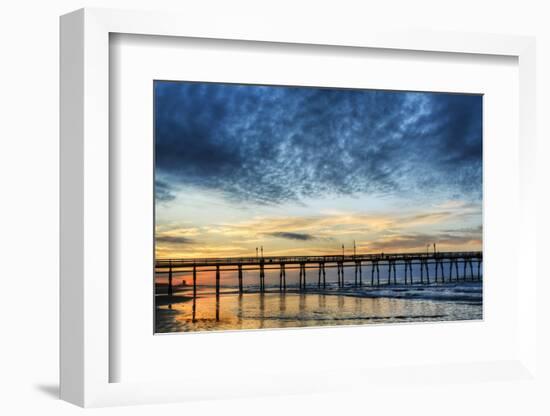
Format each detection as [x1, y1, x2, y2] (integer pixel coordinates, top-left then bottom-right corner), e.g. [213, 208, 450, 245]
[156, 251, 483, 297]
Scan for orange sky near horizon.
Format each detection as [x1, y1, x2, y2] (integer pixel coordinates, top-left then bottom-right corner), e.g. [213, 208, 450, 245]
[155, 199, 482, 260]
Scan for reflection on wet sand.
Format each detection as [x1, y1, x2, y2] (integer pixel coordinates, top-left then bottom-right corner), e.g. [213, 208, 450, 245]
[155, 287, 482, 333]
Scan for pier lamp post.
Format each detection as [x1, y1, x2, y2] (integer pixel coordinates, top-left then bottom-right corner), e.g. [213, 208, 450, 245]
[256, 247, 258, 258]
[342, 244, 345, 258]
[353, 240, 356, 257]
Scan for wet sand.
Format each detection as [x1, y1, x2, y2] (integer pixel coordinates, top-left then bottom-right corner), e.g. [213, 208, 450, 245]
[155, 282, 482, 333]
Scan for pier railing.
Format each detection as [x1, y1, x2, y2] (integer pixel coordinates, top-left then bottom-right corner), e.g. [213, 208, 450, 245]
[155, 251, 482, 268]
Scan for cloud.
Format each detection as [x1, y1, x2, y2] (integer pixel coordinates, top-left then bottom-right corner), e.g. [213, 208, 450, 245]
[154, 82, 482, 205]
[267, 231, 316, 241]
[367, 232, 481, 252]
[156, 235, 195, 245]
[441, 225, 483, 234]
[155, 180, 176, 202]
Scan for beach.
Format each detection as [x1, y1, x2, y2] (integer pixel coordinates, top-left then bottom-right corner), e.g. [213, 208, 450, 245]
[155, 281, 482, 333]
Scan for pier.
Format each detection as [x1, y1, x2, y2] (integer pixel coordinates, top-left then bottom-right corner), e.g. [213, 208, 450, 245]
[156, 251, 483, 297]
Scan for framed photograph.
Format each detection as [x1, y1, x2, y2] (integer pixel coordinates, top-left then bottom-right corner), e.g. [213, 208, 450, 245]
[60, 8, 538, 408]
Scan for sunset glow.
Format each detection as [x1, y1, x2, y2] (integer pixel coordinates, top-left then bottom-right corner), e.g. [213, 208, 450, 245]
[154, 81, 483, 333]
[154, 82, 482, 260]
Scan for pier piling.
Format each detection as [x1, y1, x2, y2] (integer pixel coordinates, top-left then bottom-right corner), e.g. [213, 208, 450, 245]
[238, 264, 243, 293]
[215, 264, 220, 299]
[156, 251, 482, 299]
[259, 261, 265, 292]
[168, 262, 173, 296]
[193, 265, 197, 298]
[425, 259, 430, 284]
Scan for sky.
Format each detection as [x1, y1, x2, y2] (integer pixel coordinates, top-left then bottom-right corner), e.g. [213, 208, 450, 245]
[154, 81, 482, 260]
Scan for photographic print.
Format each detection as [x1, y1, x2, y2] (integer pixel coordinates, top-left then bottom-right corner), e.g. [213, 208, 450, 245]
[154, 81, 483, 333]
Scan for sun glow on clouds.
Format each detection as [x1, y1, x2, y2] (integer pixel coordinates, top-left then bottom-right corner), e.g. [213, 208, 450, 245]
[154, 82, 482, 259]
[155, 190, 482, 258]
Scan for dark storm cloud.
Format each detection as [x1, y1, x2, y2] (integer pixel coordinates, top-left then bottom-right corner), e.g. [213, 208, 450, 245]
[154, 81, 482, 204]
[156, 235, 195, 245]
[267, 232, 316, 241]
[369, 232, 481, 251]
[155, 180, 176, 202]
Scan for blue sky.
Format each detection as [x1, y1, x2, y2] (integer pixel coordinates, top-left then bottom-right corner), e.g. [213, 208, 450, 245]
[154, 81, 482, 259]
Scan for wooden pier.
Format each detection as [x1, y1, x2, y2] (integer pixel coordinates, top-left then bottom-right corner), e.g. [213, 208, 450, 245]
[156, 251, 483, 297]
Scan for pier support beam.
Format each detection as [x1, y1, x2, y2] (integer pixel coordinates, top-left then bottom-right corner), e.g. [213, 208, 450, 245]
[371, 261, 380, 286]
[318, 263, 322, 288]
[477, 260, 481, 280]
[425, 260, 430, 284]
[439, 260, 445, 283]
[193, 265, 197, 299]
[238, 264, 243, 293]
[450, 259, 458, 281]
[168, 263, 173, 296]
[215, 264, 220, 298]
[371, 262, 374, 286]
[404, 260, 413, 284]
[322, 263, 326, 288]
[359, 261, 362, 286]
[259, 262, 265, 292]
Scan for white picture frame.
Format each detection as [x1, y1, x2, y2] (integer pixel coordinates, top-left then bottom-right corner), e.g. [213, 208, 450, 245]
[60, 7, 537, 408]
